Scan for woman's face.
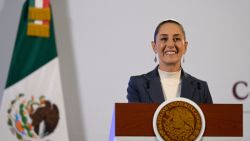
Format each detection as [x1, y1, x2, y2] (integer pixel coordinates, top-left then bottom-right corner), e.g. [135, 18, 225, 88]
[152, 23, 188, 71]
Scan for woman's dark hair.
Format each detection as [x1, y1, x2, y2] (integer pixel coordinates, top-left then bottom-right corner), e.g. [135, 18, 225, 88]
[154, 19, 186, 42]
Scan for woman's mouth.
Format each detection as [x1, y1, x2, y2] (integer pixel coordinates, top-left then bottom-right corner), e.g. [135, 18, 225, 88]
[164, 50, 177, 55]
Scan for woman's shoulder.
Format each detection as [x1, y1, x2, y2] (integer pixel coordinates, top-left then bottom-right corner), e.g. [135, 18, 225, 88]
[183, 71, 208, 85]
[130, 68, 157, 80]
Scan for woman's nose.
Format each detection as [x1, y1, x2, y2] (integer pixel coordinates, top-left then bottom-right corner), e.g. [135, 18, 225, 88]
[166, 39, 175, 47]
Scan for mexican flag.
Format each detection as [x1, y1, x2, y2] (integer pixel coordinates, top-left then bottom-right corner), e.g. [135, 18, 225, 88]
[0, 0, 69, 140]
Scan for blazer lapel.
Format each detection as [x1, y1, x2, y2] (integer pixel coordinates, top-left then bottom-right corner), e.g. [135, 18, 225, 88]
[145, 67, 165, 103]
[145, 67, 196, 103]
[148, 78, 165, 103]
[180, 71, 196, 99]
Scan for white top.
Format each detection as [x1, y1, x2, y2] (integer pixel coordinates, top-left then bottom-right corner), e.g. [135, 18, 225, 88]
[158, 68, 182, 100]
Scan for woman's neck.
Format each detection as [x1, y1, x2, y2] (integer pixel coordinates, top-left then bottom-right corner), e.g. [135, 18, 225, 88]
[159, 63, 181, 72]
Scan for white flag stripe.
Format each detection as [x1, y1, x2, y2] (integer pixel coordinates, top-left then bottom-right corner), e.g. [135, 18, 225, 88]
[0, 58, 69, 141]
[35, 0, 43, 8]
[34, 0, 43, 25]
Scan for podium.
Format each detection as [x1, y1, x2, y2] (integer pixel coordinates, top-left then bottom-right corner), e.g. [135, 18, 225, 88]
[110, 103, 243, 141]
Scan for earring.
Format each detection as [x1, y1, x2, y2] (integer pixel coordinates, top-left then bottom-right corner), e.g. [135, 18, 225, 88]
[182, 56, 185, 63]
[154, 54, 157, 63]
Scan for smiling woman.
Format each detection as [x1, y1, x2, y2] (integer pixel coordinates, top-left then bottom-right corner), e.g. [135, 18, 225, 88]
[151, 20, 187, 72]
[126, 19, 213, 104]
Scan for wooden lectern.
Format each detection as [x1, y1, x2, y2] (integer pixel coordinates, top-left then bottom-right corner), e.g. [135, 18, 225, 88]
[110, 103, 243, 141]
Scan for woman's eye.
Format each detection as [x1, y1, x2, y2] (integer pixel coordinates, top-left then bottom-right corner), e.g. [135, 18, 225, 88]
[160, 38, 167, 41]
[173, 38, 181, 42]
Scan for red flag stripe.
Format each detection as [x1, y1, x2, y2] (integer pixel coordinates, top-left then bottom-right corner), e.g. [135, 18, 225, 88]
[43, 0, 49, 8]
[43, 0, 50, 25]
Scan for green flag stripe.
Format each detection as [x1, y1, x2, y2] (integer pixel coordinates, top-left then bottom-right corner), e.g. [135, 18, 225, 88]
[5, 0, 57, 88]
[28, 0, 35, 23]
[29, 0, 35, 7]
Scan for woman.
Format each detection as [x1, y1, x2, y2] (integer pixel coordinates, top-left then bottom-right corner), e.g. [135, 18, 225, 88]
[127, 19, 213, 104]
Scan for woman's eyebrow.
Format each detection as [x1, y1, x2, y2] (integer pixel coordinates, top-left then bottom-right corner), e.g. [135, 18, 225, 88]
[159, 34, 168, 37]
[160, 34, 181, 37]
[173, 34, 181, 37]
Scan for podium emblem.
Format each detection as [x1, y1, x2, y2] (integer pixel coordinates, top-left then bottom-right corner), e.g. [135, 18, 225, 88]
[153, 98, 205, 141]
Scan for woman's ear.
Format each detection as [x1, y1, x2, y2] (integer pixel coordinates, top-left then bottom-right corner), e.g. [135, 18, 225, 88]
[183, 41, 188, 54]
[151, 41, 157, 53]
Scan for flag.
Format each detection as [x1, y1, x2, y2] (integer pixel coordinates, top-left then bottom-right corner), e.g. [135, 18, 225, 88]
[0, 0, 69, 140]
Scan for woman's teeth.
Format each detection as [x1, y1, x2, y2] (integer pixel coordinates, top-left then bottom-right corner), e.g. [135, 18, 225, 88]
[165, 51, 176, 55]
